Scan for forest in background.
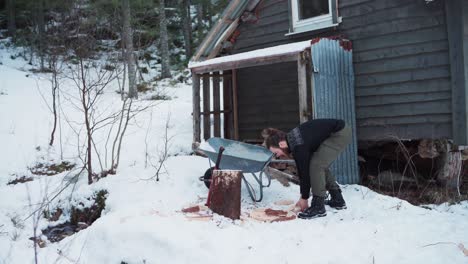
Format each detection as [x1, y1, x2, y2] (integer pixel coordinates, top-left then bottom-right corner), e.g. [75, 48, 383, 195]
[0, 0, 228, 80]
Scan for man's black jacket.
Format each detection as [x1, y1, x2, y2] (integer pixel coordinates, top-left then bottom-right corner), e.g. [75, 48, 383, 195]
[285, 119, 345, 199]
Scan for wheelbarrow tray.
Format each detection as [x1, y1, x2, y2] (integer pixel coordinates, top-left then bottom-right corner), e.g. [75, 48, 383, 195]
[198, 137, 274, 173]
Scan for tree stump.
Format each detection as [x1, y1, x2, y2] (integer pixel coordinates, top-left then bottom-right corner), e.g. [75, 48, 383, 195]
[437, 150, 463, 191]
[208, 170, 242, 220]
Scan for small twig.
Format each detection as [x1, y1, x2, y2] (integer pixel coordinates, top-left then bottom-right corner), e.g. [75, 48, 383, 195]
[422, 242, 457, 248]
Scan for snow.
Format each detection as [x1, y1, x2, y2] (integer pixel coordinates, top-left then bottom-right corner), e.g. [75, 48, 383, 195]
[1, 45, 468, 264]
[188, 40, 312, 69]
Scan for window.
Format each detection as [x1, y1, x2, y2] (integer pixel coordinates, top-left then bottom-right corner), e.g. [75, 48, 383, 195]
[288, 0, 341, 35]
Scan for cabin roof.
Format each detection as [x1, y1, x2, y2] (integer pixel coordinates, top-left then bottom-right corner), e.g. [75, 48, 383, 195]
[189, 40, 312, 74]
[192, 0, 258, 62]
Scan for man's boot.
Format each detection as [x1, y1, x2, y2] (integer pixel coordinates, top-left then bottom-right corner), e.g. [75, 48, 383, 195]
[326, 189, 347, 210]
[298, 196, 326, 219]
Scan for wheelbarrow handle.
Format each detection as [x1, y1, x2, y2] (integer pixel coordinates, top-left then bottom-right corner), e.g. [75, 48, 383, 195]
[206, 146, 225, 207]
[214, 146, 225, 170]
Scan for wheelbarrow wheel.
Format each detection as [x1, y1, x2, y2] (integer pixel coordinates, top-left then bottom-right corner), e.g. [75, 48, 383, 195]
[202, 167, 214, 189]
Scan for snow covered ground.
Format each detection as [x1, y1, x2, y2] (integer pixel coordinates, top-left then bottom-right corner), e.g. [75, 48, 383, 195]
[0, 45, 468, 264]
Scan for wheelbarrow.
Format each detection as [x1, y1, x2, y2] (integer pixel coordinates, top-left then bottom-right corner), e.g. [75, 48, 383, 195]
[197, 137, 275, 202]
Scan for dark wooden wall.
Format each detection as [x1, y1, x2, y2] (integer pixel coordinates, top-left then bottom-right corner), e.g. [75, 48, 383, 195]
[231, 0, 453, 141]
[237, 62, 299, 140]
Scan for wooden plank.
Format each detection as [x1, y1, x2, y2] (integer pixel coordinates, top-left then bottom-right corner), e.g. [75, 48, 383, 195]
[356, 91, 452, 107]
[355, 65, 450, 87]
[357, 122, 452, 141]
[341, 2, 443, 30]
[355, 78, 451, 96]
[266, 167, 300, 186]
[340, 0, 436, 18]
[191, 52, 299, 74]
[223, 71, 233, 139]
[202, 75, 211, 140]
[212, 72, 221, 137]
[233, 33, 291, 53]
[207, 18, 239, 60]
[192, 74, 201, 143]
[354, 40, 448, 63]
[232, 69, 239, 140]
[346, 15, 446, 41]
[446, 0, 468, 145]
[352, 26, 447, 52]
[297, 53, 308, 123]
[354, 51, 450, 75]
[356, 100, 451, 119]
[357, 114, 452, 127]
[236, 19, 291, 40]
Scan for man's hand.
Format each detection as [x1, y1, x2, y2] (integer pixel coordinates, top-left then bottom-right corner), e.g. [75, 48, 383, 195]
[294, 198, 309, 213]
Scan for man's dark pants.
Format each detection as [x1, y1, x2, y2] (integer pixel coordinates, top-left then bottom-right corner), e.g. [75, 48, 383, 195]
[309, 125, 352, 197]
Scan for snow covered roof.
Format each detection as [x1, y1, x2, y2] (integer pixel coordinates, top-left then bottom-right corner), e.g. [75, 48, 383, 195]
[189, 40, 312, 74]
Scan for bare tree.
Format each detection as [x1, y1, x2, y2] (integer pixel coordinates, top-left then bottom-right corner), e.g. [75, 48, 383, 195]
[122, 0, 138, 98]
[145, 113, 174, 181]
[159, 0, 172, 79]
[66, 58, 118, 184]
[49, 55, 62, 146]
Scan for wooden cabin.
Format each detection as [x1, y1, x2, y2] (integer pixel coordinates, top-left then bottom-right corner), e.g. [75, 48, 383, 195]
[189, 0, 468, 184]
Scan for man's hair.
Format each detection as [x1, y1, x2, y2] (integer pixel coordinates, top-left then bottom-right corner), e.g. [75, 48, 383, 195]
[261, 128, 287, 148]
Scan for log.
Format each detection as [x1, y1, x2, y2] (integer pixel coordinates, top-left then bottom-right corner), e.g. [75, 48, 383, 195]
[266, 167, 300, 187]
[208, 170, 242, 220]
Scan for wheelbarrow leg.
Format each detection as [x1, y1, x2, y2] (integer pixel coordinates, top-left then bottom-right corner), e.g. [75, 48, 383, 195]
[242, 175, 263, 202]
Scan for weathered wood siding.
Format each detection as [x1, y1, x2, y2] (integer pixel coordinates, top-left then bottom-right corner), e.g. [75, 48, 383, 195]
[231, 0, 452, 141]
[237, 62, 299, 140]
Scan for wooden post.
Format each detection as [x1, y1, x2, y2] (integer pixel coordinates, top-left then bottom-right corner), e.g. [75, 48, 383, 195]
[232, 69, 239, 140]
[192, 73, 201, 143]
[213, 72, 221, 137]
[223, 71, 233, 139]
[208, 170, 242, 220]
[203, 75, 211, 140]
[298, 52, 308, 123]
[445, 0, 468, 145]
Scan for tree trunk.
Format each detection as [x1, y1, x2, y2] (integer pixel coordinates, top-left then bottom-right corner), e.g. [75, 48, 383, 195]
[122, 0, 138, 98]
[181, 0, 192, 59]
[49, 57, 58, 146]
[6, 0, 16, 37]
[79, 59, 93, 185]
[159, 0, 172, 79]
[37, 0, 45, 70]
[204, 1, 212, 28]
[196, 4, 204, 45]
[208, 170, 242, 220]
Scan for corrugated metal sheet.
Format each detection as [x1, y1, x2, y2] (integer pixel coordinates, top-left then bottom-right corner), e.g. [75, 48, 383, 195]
[311, 38, 360, 184]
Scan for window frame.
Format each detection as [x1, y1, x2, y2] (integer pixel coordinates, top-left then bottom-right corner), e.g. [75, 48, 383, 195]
[287, 0, 341, 35]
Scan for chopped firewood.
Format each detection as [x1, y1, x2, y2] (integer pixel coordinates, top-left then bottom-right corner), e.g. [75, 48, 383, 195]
[182, 205, 201, 213]
[265, 209, 288, 217]
[274, 200, 294, 206]
[249, 208, 296, 222]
